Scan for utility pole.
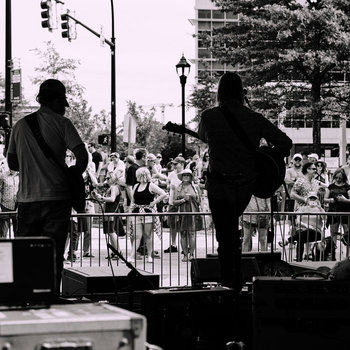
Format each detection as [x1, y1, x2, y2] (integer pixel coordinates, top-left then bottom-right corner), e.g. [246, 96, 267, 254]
[5, 0, 12, 128]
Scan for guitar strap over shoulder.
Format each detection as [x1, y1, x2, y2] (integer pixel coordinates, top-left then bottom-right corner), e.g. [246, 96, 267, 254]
[25, 112, 64, 170]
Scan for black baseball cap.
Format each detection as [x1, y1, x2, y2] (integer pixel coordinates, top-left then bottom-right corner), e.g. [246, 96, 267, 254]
[37, 79, 69, 107]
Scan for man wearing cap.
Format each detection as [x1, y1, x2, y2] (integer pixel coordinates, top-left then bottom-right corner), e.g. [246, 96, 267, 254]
[285, 154, 303, 193]
[164, 156, 186, 253]
[198, 72, 292, 291]
[7, 79, 88, 294]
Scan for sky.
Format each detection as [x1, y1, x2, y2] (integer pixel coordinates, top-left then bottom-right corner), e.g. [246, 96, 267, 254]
[0, 0, 196, 126]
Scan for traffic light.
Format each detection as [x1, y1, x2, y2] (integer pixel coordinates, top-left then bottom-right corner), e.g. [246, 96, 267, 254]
[98, 134, 110, 146]
[61, 11, 77, 41]
[40, 0, 56, 31]
[0, 114, 10, 130]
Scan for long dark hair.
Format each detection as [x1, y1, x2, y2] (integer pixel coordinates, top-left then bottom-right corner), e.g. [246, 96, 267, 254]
[217, 72, 244, 106]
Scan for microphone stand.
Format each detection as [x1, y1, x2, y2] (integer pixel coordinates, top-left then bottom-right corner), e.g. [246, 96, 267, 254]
[107, 244, 156, 310]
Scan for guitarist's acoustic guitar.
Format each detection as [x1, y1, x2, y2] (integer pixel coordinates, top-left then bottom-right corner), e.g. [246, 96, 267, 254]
[162, 121, 286, 199]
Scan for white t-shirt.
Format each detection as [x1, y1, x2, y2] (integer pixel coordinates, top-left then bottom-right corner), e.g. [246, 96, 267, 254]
[7, 106, 84, 202]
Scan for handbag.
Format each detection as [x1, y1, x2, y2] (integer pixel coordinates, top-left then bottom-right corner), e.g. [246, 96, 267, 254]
[25, 112, 86, 212]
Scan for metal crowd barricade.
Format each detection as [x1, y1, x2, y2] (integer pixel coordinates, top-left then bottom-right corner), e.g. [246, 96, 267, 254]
[1, 209, 350, 287]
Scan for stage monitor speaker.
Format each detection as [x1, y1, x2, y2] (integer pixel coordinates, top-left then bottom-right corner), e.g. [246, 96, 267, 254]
[0, 237, 56, 307]
[191, 257, 260, 287]
[141, 287, 237, 350]
[62, 266, 159, 299]
[207, 251, 282, 274]
[252, 277, 350, 350]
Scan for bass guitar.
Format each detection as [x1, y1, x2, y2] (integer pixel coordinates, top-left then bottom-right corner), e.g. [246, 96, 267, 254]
[162, 121, 286, 199]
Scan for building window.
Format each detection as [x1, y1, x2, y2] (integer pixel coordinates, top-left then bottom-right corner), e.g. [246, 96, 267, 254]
[212, 21, 225, 29]
[213, 10, 224, 19]
[198, 10, 211, 19]
[198, 21, 212, 31]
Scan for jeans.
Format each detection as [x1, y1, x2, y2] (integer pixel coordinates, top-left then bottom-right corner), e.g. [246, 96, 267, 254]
[208, 183, 253, 291]
[0, 204, 17, 238]
[16, 200, 72, 295]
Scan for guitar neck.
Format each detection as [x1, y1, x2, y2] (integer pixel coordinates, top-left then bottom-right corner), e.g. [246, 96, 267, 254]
[183, 128, 199, 139]
[162, 122, 200, 140]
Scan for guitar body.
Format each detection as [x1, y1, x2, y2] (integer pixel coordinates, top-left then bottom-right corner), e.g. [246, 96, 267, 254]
[253, 146, 286, 199]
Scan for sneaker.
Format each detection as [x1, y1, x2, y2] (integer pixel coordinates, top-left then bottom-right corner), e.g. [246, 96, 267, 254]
[164, 245, 178, 253]
[151, 252, 160, 259]
[83, 253, 95, 258]
[66, 254, 76, 262]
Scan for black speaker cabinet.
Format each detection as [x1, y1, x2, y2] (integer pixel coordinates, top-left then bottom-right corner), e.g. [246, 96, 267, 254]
[62, 266, 159, 299]
[191, 256, 261, 287]
[252, 277, 350, 350]
[141, 287, 237, 350]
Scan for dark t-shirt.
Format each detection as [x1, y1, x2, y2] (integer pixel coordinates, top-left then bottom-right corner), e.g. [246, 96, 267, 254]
[328, 183, 350, 212]
[126, 163, 140, 187]
[92, 151, 102, 172]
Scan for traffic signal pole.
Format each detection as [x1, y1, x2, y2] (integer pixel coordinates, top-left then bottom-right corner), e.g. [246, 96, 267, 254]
[5, 0, 12, 128]
[63, 12, 116, 152]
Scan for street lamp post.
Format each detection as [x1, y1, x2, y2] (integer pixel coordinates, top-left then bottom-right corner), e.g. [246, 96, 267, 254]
[176, 54, 190, 158]
[110, 0, 116, 153]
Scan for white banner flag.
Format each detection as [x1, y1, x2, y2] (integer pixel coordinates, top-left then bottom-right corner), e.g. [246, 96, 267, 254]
[123, 113, 137, 144]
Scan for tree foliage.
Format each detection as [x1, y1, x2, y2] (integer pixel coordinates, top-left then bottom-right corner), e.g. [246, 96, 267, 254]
[199, 0, 350, 154]
[125, 101, 196, 162]
[30, 41, 109, 142]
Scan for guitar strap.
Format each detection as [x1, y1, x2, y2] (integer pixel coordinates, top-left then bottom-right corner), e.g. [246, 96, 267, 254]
[25, 112, 67, 173]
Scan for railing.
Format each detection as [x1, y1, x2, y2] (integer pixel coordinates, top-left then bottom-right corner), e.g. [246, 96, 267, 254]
[1, 210, 349, 287]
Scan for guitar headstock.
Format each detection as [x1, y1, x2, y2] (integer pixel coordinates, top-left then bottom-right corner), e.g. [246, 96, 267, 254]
[162, 122, 185, 135]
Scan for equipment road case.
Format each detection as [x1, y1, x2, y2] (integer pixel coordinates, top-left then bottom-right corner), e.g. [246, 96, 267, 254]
[0, 302, 146, 350]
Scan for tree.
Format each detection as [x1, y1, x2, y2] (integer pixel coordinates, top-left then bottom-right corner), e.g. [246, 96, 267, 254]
[205, 0, 350, 155]
[30, 41, 102, 142]
[125, 101, 196, 162]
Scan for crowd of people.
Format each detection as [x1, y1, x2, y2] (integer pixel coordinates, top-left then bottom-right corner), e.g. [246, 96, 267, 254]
[241, 150, 350, 261]
[2, 139, 350, 264]
[59, 144, 211, 263]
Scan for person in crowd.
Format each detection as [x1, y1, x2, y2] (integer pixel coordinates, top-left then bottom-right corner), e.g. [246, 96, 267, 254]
[283, 153, 303, 228]
[0, 161, 19, 238]
[301, 150, 310, 166]
[7, 79, 88, 292]
[88, 142, 103, 178]
[80, 144, 100, 257]
[154, 153, 163, 173]
[164, 156, 186, 253]
[146, 153, 167, 186]
[128, 167, 166, 263]
[242, 195, 270, 252]
[341, 154, 350, 183]
[314, 159, 329, 207]
[171, 169, 202, 262]
[308, 153, 319, 163]
[198, 71, 292, 291]
[201, 151, 209, 185]
[279, 192, 326, 261]
[291, 161, 319, 211]
[93, 172, 123, 260]
[125, 148, 147, 210]
[125, 148, 148, 256]
[285, 153, 303, 193]
[106, 152, 125, 185]
[324, 168, 350, 260]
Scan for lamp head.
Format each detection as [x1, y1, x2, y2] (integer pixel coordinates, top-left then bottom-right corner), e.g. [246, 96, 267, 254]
[176, 54, 191, 77]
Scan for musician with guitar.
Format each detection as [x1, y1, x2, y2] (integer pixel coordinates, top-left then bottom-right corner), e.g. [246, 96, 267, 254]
[164, 72, 292, 292]
[7, 79, 88, 295]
